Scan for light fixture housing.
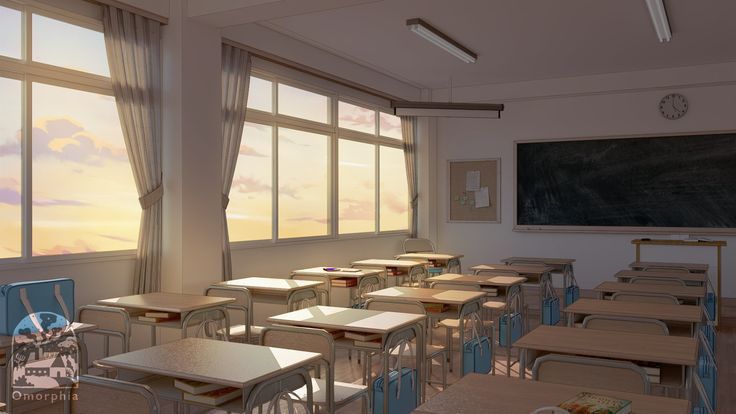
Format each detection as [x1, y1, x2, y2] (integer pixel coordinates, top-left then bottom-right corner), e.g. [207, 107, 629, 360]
[406, 18, 477, 63]
[645, 0, 672, 42]
[392, 101, 504, 119]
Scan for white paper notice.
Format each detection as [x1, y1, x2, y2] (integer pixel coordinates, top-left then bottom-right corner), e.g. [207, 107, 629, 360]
[466, 170, 481, 191]
[475, 186, 490, 208]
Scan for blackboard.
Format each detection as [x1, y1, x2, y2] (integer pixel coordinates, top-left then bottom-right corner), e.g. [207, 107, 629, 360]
[515, 132, 736, 233]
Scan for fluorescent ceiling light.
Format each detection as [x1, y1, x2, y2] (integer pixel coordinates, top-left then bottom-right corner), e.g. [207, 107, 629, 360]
[645, 0, 672, 42]
[392, 101, 503, 119]
[406, 18, 477, 63]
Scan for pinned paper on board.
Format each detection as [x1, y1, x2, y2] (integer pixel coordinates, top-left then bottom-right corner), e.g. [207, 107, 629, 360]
[475, 187, 490, 208]
[466, 170, 481, 191]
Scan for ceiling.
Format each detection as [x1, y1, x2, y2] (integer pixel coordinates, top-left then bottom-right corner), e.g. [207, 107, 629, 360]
[192, 0, 736, 89]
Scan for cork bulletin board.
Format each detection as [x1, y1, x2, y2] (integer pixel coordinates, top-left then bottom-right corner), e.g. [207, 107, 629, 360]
[448, 158, 500, 222]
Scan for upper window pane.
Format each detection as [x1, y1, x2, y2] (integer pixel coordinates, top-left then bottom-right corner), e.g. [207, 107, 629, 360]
[339, 139, 375, 234]
[32, 82, 138, 255]
[0, 77, 22, 259]
[228, 122, 273, 241]
[278, 128, 329, 238]
[32, 14, 110, 77]
[379, 146, 409, 232]
[338, 101, 375, 135]
[0, 6, 21, 59]
[247, 77, 272, 113]
[380, 112, 402, 140]
[278, 84, 330, 124]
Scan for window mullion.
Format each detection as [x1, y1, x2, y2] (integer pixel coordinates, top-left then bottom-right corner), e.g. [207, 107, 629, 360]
[22, 77, 32, 259]
[374, 144, 380, 234]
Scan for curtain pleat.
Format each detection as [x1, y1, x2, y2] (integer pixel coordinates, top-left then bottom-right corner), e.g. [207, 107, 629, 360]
[400, 116, 419, 238]
[221, 45, 252, 280]
[102, 6, 163, 293]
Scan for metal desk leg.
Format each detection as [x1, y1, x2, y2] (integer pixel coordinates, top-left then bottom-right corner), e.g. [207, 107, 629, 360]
[520, 348, 527, 379]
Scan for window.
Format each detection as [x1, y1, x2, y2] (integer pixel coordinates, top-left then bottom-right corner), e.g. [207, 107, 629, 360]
[227, 74, 409, 243]
[0, 5, 139, 259]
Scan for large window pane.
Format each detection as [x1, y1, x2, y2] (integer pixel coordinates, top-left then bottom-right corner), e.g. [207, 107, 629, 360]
[338, 101, 375, 135]
[0, 77, 22, 258]
[278, 128, 329, 238]
[0, 5, 21, 59]
[380, 112, 402, 139]
[32, 14, 110, 77]
[228, 122, 272, 241]
[32, 83, 138, 255]
[379, 146, 409, 231]
[339, 139, 375, 234]
[278, 84, 330, 124]
[247, 77, 272, 113]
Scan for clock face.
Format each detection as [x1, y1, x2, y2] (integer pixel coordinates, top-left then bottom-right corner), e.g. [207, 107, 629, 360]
[659, 93, 688, 120]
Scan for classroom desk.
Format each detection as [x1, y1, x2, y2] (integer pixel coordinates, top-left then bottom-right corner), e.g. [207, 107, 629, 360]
[364, 287, 486, 378]
[268, 305, 425, 411]
[502, 256, 578, 306]
[514, 325, 698, 396]
[394, 253, 463, 274]
[413, 373, 690, 414]
[594, 281, 706, 304]
[100, 337, 320, 412]
[629, 261, 709, 273]
[472, 263, 555, 317]
[291, 267, 383, 306]
[351, 259, 428, 287]
[98, 292, 234, 346]
[217, 277, 323, 306]
[615, 269, 708, 286]
[564, 298, 702, 334]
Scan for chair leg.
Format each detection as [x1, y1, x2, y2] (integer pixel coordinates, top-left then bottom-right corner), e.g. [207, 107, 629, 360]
[446, 327, 454, 373]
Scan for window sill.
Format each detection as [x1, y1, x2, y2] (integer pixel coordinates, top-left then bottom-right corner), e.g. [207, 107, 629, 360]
[0, 250, 137, 272]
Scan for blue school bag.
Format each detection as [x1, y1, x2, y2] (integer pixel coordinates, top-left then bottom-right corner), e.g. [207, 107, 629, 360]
[564, 277, 580, 307]
[499, 312, 523, 347]
[463, 314, 492, 375]
[372, 340, 416, 414]
[0, 278, 75, 335]
[542, 283, 561, 326]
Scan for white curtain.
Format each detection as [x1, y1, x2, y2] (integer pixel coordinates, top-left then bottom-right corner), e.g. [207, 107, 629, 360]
[102, 6, 163, 293]
[400, 116, 418, 238]
[221, 44, 252, 280]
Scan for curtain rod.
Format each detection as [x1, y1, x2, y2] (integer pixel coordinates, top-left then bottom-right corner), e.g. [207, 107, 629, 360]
[85, 0, 168, 24]
[223, 38, 404, 102]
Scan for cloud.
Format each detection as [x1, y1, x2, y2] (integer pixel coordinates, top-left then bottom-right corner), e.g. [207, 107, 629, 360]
[98, 234, 136, 243]
[239, 144, 268, 157]
[0, 187, 21, 205]
[33, 198, 88, 207]
[33, 240, 95, 256]
[383, 192, 409, 214]
[278, 184, 301, 199]
[0, 137, 21, 156]
[339, 110, 374, 127]
[287, 216, 329, 224]
[339, 198, 374, 221]
[32, 118, 128, 166]
[232, 175, 271, 194]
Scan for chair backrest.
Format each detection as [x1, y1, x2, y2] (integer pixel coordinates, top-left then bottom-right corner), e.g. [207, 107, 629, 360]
[403, 238, 436, 253]
[72, 375, 159, 414]
[475, 268, 521, 277]
[429, 282, 481, 292]
[582, 315, 669, 335]
[641, 265, 690, 273]
[76, 305, 131, 355]
[611, 291, 679, 304]
[630, 276, 686, 287]
[532, 354, 650, 394]
[287, 288, 319, 311]
[365, 298, 426, 315]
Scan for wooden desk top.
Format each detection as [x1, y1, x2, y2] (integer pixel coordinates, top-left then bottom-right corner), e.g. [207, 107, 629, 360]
[351, 259, 426, 268]
[413, 374, 690, 414]
[615, 269, 708, 283]
[395, 253, 464, 261]
[564, 298, 702, 323]
[629, 261, 709, 273]
[364, 287, 485, 305]
[217, 277, 323, 293]
[425, 273, 527, 287]
[268, 306, 425, 334]
[98, 292, 234, 313]
[501, 256, 576, 265]
[632, 238, 726, 247]
[291, 267, 382, 278]
[0, 322, 97, 349]
[594, 281, 706, 299]
[514, 325, 697, 367]
[101, 338, 320, 389]
[471, 263, 554, 276]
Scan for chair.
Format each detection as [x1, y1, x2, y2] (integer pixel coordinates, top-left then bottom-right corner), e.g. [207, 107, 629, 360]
[287, 288, 320, 310]
[630, 276, 686, 286]
[261, 326, 368, 414]
[532, 354, 650, 394]
[581, 315, 669, 335]
[71, 375, 160, 414]
[205, 285, 259, 343]
[611, 291, 679, 304]
[76, 305, 131, 376]
[364, 298, 448, 389]
[402, 265, 430, 287]
[403, 238, 436, 253]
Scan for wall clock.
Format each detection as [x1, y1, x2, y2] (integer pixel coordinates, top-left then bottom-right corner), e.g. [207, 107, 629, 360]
[659, 93, 688, 120]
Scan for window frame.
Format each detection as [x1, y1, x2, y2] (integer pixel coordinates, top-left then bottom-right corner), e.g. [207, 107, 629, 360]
[230, 68, 409, 249]
[0, 0, 137, 265]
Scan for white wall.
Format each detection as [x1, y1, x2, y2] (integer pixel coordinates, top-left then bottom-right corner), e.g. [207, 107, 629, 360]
[431, 62, 736, 298]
